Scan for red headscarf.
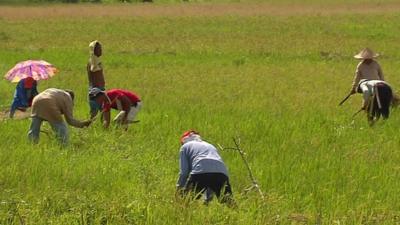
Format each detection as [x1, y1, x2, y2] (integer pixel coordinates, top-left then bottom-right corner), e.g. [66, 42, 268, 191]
[180, 130, 200, 145]
[23, 77, 35, 89]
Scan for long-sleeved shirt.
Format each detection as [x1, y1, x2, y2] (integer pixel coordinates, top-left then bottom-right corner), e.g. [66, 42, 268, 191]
[359, 80, 391, 104]
[177, 140, 228, 188]
[10, 78, 38, 112]
[351, 60, 384, 91]
[31, 88, 86, 127]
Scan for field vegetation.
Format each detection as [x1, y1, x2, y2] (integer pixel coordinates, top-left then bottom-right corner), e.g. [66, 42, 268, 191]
[1, 1, 400, 224]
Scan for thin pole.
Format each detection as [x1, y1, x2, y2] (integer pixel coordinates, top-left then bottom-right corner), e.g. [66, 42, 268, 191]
[219, 138, 265, 199]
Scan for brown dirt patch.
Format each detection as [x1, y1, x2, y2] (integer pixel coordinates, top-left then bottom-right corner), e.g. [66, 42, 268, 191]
[0, 109, 30, 121]
[1, 2, 400, 19]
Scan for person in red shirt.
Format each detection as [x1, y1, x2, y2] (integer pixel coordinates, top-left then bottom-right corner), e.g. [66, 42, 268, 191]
[89, 88, 141, 129]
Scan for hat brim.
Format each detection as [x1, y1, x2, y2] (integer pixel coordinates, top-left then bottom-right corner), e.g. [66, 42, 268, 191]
[354, 54, 379, 59]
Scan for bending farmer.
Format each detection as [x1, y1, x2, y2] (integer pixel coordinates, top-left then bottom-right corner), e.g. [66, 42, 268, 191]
[176, 130, 233, 204]
[357, 79, 393, 120]
[28, 88, 91, 145]
[9, 77, 38, 118]
[89, 88, 141, 129]
[350, 48, 384, 94]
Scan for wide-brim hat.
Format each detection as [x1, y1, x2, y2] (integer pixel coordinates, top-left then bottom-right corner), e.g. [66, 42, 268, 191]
[354, 48, 379, 59]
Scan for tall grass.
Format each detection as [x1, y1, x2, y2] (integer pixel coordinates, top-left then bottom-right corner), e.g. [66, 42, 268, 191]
[1, 2, 400, 224]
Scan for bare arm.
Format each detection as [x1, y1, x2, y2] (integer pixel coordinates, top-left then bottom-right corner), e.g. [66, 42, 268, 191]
[63, 97, 91, 128]
[102, 110, 111, 128]
[87, 64, 93, 86]
[119, 96, 132, 124]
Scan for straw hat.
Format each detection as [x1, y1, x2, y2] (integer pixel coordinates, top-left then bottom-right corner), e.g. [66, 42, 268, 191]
[354, 48, 379, 59]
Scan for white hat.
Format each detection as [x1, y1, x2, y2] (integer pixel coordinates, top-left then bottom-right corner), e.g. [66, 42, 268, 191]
[354, 48, 379, 59]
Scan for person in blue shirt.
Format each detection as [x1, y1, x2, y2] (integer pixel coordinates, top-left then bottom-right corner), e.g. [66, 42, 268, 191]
[9, 77, 38, 118]
[176, 130, 233, 205]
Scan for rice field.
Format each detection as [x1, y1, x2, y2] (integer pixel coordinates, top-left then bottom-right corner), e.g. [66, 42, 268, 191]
[1, 1, 400, 224]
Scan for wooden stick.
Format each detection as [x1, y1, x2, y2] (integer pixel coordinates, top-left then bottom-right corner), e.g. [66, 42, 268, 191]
[338, 93, 352, 106]
[232, 138, 265, 199]
[352, 108, 364, 118]
[218, 139, 265, 199]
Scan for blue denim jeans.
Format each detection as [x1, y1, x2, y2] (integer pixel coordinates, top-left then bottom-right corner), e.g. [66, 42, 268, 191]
[28, 116, 69, 145]
[88, 86, 105, 115]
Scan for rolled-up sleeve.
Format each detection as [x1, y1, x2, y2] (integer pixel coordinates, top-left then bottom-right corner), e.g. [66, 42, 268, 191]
[177, 147, 190, 188]
[352, 69, 361, 92]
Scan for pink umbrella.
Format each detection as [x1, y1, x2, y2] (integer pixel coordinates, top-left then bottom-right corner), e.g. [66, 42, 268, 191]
[4, 60, 58, 83]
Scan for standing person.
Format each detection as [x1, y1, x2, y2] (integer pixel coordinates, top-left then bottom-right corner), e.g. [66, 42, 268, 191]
[350, 48, 384, 95]
[28, 88, 91, 145]
[9, 77, 38, 118]
[176, 130, 233, 204]
[87, 40, 106, 115]
[357, 79, 393, 121]
[89, 88, 141, 129]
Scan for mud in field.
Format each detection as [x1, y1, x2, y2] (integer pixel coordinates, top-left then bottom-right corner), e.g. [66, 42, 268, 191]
[0, 2, 400, 19]
[0, 109, 30, 121]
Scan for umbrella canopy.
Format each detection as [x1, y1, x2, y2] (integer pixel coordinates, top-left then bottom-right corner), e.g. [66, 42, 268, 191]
[4, 60, 58, 83]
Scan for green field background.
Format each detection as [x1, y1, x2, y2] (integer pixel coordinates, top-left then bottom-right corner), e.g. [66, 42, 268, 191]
[2, 0, 400, 4]
[1, 2, 400, 224]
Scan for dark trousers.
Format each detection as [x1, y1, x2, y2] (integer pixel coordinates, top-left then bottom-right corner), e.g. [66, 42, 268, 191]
[185, 173, 233, 203]
[369, 83, 393, 119]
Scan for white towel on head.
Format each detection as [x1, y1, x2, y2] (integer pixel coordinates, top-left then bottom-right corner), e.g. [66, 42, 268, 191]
[89, 40, 102, 72]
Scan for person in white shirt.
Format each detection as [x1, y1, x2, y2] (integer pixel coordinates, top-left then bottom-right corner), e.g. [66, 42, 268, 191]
[357, 79, 393, 120]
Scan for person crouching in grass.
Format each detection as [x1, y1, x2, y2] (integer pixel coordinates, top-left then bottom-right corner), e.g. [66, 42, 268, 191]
[28, 88, 92, 145]
[176, 130, 234, 205]
[89, 88, 141, 129]
[9, 77, 38, 118]
[357, 79, 393, 123]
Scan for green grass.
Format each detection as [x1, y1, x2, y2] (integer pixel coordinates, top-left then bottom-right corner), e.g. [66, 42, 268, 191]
[2, 2, 400, 224]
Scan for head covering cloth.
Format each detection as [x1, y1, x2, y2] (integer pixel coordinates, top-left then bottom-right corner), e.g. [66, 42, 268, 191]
[23, 77, 35, 89]
[89, 40, 102, 72]
[180, 130, 202, 145]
